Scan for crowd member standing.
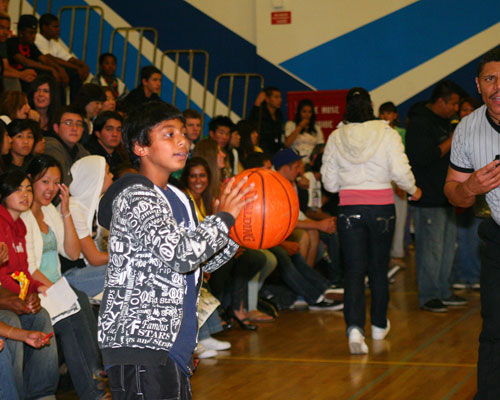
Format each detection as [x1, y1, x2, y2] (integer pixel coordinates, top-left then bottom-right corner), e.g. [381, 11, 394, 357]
[321, 88, 420, 354]
[249, 86, 284, 156]
[444, 48, 500, 400]
[405, 80, 466, 313]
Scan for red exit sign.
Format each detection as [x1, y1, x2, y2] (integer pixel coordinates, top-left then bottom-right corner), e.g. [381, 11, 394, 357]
[271, 11, 291, 25]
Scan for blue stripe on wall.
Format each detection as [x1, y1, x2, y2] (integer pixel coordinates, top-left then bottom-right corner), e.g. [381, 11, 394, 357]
[281, 0, 500, 91]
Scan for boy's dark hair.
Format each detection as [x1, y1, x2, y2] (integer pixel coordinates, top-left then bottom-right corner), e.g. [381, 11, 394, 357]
[7, 119, 33, 137]
[55, 105, 84, 125]
[26, 154, 62, 183]
[343, 87, 375, 123]
[25, 119, 43, 149]
[208, 115, 234, 133]
[477, 48, 500, 77]
[123, 102, 184, 168]
[0, 13, 10, 23]
[18, 14, 37, 32]
[429, 80, 461, 104]
[93, 111, 123, 133]
[140, 65, 162, 83]
[242, 151, 271, 169]
[39, 13, 58, 28]
[264, 86, 280, 98]
[379, 101, 398, 114]
[99, 52, 117, 66]
[0, 170, 30, 204]
[182, 109, 201, 120]
[73, 83, 106, 115]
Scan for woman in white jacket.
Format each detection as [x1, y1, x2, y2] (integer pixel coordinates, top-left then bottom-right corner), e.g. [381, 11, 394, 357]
[321, 88, 421, 355]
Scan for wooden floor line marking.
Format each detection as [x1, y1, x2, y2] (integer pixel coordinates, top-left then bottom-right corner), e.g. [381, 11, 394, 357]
[347, 306, 479, 400]
[441, 370, 476, 400]
[215, 355, 475, 368]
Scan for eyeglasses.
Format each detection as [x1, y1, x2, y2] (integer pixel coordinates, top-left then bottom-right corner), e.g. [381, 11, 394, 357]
[61, 120, 84, 128]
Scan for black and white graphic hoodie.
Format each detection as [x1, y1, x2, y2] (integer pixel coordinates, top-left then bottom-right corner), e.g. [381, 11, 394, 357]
[97, 174, 238, 365]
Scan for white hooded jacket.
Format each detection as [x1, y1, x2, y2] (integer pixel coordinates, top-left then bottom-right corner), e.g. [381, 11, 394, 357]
[321, 120, 417, 195]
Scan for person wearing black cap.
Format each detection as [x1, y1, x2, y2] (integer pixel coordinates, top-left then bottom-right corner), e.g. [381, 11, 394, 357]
[6, 14, 68, 92]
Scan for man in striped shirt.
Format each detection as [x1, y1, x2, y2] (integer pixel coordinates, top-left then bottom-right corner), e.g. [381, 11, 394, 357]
[445, 47, 500, 400]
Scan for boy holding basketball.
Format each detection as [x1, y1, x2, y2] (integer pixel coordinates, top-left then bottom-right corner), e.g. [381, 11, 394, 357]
[96, 102, 255, 399]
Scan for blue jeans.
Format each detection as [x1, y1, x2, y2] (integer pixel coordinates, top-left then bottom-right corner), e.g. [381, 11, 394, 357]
[108, 360, 192, 400]
[54, 291, 103, 400]
[0, 340, 18, 399]
[452, 208, 481, 284]
[411, 206, 456, 306]
[269, 246, 328, 305]
[198, 308, 223, 340]
[64, 264, 107, 298]
[338, 205, 395, 334]
[0, 309, 59, 400]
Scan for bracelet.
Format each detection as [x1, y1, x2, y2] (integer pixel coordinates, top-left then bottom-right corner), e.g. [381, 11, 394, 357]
[63, 213, 71, 219]
[6, 326, 14, 339]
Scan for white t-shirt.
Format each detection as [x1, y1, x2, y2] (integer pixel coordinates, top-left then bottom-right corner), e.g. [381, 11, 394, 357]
[35, 34, 72, 61]
[284, 121, 324, 163]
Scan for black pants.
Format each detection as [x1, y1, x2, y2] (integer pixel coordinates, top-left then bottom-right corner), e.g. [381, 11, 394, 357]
[476, 218, 500, 399]
[108, 360, 192, 400]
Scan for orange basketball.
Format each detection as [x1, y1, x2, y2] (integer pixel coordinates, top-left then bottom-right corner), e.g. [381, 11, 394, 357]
[229, 168, 299, 249]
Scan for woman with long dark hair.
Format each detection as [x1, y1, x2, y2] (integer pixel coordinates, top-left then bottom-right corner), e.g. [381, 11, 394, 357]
[285, 99, 324, 163]
[321, 88, 421, 354]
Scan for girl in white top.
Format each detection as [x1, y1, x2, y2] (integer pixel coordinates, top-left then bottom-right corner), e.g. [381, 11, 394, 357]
[64, 155, 113, 297]
[285, 99, 324, 163]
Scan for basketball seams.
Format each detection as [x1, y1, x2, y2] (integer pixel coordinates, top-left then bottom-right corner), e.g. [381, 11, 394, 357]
[267, 172, 294, 244]
[256, 170, 266, 249]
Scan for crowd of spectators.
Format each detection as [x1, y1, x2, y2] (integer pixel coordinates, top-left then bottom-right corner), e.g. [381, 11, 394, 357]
[0, 9, 484, 398]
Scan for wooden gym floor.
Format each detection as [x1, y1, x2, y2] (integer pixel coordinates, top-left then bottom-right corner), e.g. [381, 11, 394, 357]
[191, 252, 480, 400]
[58, 251, 480, 399]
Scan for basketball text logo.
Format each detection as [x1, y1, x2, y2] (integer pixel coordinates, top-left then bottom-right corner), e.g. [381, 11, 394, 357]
[242, 198, 255, 243]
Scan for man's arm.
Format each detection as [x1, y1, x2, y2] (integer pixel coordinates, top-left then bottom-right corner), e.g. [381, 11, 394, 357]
[3, 59, 37, 82]
[444, 160, 500, 207]
[12, 53, 61, 80]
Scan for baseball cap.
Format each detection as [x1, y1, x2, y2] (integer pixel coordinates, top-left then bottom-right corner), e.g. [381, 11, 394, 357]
[272, 148, 304, 170]
[18, 15, 38, 31]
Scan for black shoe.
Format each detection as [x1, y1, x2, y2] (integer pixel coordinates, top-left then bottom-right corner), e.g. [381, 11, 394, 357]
[442, 294, 468, 306]
[227, 309, 258, 331]
[309, 300, 344, 311]
[257, 297, 279, 318]
[421, 299, 447, 313]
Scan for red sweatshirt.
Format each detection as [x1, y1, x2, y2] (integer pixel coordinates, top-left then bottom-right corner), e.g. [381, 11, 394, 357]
[0, 205, 42, 294]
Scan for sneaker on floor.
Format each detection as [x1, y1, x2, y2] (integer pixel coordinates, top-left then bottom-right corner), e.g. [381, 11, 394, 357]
[452, 282, 468, 290]
[442, 294, 468, 306]
[290, 298, 309, 311]
[199, 337, 231, 351]
[372, 320, 390, 340]
[348, 328, 368, 355]
[195, 344, 217, 359]
[325, 284, 344, 294]
[309, 300, 344, 311]
[420, 299, 447, 313]
[387, 265, 401, 281]
[324, 285, 344, 301]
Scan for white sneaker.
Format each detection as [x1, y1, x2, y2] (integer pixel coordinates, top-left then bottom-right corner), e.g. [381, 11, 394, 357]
[348, 328, 368, 355]
[372, 320, 390, 340]
[195, 343, 217, 359]
[199, 337, 231, 351]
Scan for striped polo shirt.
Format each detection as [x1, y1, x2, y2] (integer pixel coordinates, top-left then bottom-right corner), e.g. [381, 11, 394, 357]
[450, 104, 500, 224]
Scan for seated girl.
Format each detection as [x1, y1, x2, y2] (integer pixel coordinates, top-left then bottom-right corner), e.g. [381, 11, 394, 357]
[22, 155, 108, 400]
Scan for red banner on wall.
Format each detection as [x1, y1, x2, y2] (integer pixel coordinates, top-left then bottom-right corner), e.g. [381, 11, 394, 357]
[271, 11, 291, 25]
[287, 90, 348, 141]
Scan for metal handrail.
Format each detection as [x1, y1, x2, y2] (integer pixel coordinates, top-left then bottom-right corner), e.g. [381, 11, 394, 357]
[58, 5, 104, 73]
[19, 0, 52, 16]
[212, 73, 264, 119]
[109, 27, 158, 88]
[160, 49, 209, 125]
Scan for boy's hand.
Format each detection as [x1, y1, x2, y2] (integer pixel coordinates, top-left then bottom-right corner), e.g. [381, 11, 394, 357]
[215, 176, 257, 220]
[25, 293, 41, 314]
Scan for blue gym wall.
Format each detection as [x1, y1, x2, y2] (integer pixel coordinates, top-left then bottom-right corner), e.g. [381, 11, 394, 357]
[17, 0, 500, 125]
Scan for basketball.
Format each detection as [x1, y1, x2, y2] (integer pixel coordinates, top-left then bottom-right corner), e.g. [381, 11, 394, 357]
[229, 168, 299, 249]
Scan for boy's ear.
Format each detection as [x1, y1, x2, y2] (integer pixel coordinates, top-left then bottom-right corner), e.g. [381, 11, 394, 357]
[133, 142, 148, 158]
